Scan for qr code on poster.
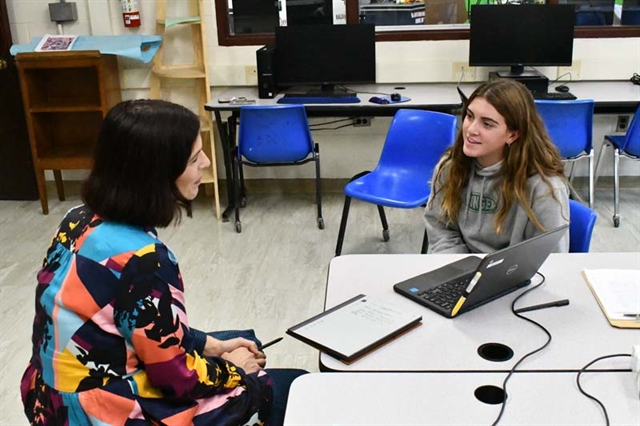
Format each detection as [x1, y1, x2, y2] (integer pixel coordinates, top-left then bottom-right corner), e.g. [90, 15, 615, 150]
[35, 34, 78, 52]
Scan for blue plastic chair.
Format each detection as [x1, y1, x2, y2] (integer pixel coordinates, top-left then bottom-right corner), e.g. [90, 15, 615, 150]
[569, 199, 597, 253]
[535, 99, 596, 208]
[335, 109, 458, 256]
[575, 10, 608, 26]
[233, 105, 322, 233]
[594, 107, 640, 227]
[621, 8, 640, 25]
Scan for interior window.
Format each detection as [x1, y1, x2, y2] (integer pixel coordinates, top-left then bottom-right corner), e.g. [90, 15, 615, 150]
[216, 0, 640, 46]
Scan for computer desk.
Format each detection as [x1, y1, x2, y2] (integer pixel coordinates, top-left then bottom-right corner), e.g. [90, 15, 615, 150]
[284, 371, 640, 425]
[318, 252, 640, 373]
[206, 81, 640, 221]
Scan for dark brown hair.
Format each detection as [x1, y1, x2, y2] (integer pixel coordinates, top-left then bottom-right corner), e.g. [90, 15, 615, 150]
[82, 99, 200, 228]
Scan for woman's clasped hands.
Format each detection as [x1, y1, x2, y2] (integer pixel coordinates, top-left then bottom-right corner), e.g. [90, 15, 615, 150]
[203, 336, 266, 374]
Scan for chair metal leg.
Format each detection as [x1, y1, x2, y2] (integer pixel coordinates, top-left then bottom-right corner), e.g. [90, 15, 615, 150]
[232, 154, 242, 233]
[613, 148, 621, 227]
[314, 150, 324, 229]
[594, 141, 608, 190]
[335, 196, 352, 256]
[238, 163, 247, 208]
[588, 150, 594, 208]
[377, 205, 390, 242]
[421, 230, 429, 254]
[567, 162, 576, 185]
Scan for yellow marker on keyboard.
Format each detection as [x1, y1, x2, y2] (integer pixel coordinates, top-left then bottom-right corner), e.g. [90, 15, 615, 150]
[451, 271, 482, 317]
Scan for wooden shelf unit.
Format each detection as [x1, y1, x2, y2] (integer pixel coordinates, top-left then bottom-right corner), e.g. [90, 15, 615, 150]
[150, 0, 221, 219]
[16, 51, 121, 214]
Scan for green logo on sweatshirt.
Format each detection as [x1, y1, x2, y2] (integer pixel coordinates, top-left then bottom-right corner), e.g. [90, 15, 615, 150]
[467, 192, 498, 213]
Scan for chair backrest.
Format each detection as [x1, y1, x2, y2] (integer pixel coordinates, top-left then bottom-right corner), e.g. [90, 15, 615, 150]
[237, 105, 314, 163]
[575, 10, 608, 26]
[621, 9, 640, 25]
[619, 106, 640, 158]
[568, 199, 597, 253]
[535, 99, 595, 159]
[373, 109, 457, 189]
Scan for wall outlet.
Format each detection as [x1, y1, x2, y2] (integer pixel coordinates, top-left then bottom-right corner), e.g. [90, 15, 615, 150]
[353, 117, 373, 127]
[557, 60, 581, 81]
[245, 66, 257, 85]
[452, 62, 476, 82]
[616, 115, 630, 133]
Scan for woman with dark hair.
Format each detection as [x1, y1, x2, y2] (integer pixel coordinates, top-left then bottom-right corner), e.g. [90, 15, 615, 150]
[21, 99, 305, 425]
[425, 79, 570, 253]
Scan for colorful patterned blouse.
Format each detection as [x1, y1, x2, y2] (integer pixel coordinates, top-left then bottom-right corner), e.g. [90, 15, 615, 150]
[21, 205, 272, 425]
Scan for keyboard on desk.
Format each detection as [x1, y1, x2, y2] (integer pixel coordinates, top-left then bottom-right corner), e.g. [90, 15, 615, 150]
[277, 91, 360, 104]
[302, 90, 357, 98]
[533, 91, 577, 100]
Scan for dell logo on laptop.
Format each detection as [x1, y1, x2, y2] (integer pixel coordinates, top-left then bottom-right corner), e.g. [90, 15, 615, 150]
[506, 265, 519, 275]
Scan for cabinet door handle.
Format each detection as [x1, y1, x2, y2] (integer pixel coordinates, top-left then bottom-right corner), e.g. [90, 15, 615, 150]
[0, 59, 8, 70]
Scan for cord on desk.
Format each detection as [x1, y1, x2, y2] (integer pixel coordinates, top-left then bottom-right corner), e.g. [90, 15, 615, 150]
[631, 73, 640, 85]
[548, 72, 573, 86]
[336, 84, 391, 97]
[576, 353, 632, 426]
[527, 66, 572, 87]
[492, 272, 552, 426]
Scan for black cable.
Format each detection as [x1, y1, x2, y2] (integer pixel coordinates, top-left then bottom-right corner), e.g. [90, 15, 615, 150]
[527, 66, 573, 87]
[548, 72, 573, 87]
[309, 118, 353, 127]
[631, 73, 640, 85]
[576, 353, 632, 426]
[336, 84, 391, 97]
[492, 272, 553, 426]
[310, 123, 354, 131]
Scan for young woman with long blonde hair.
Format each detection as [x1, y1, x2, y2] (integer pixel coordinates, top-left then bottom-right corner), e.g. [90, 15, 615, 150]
[425, 79, 570, 253]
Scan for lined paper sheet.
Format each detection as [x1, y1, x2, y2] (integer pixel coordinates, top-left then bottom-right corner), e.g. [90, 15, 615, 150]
[582, 269, 640, 320]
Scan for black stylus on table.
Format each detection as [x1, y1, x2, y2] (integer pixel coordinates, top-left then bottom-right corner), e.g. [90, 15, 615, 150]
[514, 299, 570, 314]
[258, 337, 283, 351]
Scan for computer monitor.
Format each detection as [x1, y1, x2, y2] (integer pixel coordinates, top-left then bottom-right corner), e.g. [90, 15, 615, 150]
[231, 0, 278, 34]
[274, 24, 376, 93]
[469, 5, 575, 77]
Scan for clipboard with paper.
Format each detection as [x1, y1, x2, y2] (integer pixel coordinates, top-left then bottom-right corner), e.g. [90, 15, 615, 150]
[582, 268, 640, 329]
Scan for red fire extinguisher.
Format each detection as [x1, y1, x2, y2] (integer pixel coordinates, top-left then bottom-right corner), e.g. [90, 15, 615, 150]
[120, 0, 141, 27]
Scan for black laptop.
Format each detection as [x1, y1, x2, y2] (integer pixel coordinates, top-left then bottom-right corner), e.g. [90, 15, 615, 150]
[393, 225, 568, 318]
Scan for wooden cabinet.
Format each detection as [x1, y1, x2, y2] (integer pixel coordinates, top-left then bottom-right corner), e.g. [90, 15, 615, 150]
[15, 51, 121, 214]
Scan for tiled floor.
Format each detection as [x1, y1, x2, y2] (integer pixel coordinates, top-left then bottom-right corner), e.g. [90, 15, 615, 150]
[1, 185, 638, 424]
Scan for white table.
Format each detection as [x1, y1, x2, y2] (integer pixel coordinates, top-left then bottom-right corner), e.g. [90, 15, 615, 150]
[284, 371, 640, 425]
[319, 253, 640, 372]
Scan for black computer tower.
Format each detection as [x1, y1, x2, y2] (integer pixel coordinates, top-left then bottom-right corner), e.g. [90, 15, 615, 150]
[489, 71, 549, 95]
[256, 45, 277, 99]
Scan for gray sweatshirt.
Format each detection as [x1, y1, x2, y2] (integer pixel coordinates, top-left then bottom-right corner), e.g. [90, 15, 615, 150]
[424, 160, 570, 254]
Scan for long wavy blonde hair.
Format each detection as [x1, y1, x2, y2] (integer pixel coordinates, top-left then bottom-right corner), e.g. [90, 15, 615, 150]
[428, 79, 567, 233]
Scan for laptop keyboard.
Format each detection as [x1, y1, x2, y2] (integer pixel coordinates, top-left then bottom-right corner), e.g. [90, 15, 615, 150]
[417, 275, 472, 310]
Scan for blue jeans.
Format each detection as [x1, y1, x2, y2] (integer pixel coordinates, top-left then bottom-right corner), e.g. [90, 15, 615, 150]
[209, 330, 308, 426]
